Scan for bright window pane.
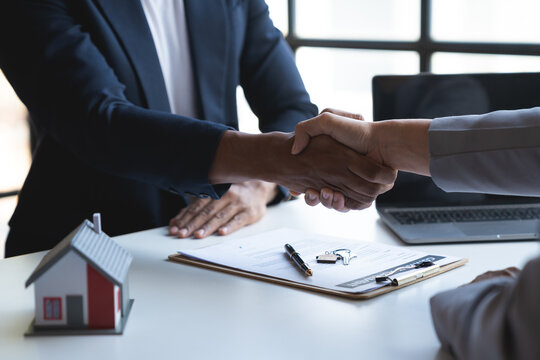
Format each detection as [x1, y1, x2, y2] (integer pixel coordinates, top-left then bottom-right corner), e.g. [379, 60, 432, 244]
[266, 0, 288, 36]
[295, 0, 420, 41]
[0, 71, 29, 192]
[237, 0, 288, 134]
[432, 53, 540, 74]
[431, 0, 540, 43]
[0, 71, 29, 258]
[296, 48, 419, 120]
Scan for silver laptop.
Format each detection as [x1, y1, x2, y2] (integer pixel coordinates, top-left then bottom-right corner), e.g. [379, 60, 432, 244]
[373, 72, 540, 244]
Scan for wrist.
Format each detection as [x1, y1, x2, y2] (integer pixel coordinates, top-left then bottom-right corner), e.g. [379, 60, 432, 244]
[242, 180, 280, 204]
[373, 119, 432, 175]
[263, 182, 280, 204]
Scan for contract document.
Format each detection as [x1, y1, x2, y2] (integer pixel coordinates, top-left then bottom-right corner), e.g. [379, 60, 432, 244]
[170, 228, 465, 298]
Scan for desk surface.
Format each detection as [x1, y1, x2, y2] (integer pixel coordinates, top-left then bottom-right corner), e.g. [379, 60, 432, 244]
[1, 201, 538, 360]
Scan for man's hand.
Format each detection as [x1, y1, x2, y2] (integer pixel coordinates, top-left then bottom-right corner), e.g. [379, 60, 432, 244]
[291, 109, 432, 211]
[291, 108, 390, 211]
[469, 267, 521, 284]
[169, 180, 277, 239]
[292, 108, 379, 160]
[293, 108, 432, 174]
[273, 134, 396, 210]
[209, 130, 396, 211]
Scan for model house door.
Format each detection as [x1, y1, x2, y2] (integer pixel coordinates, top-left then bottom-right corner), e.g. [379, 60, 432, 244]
[66, 295, 84, 327]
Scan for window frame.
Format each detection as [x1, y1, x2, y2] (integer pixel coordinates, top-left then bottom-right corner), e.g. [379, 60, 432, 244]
[43, 297, 63, 321]
[284, 0, 540, 72]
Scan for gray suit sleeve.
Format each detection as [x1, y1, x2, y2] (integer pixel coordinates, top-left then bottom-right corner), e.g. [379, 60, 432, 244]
[430, 256, 540, 360]
[428, 107, 540, 359]
[429, 107, 540, 196]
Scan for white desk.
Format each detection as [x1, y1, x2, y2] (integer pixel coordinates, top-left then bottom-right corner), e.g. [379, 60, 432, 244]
[1, 201, 538, 360]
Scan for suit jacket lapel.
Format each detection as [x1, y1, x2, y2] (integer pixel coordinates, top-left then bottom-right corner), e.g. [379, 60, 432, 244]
[94, 0, 171, 112]
[184, 0, 229, 122]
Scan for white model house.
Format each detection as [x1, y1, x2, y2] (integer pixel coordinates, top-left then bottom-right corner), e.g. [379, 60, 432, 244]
[25, 214, 133, 335]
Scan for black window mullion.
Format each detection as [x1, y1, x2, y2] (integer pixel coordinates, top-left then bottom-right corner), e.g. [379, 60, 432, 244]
[0, 190, 18, 199]
[285, 0, 540, 71]
[286, 0, 298, 54]
[419, 0, 432, 72]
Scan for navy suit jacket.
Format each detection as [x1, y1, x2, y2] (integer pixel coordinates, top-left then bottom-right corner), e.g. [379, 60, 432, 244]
[0, 0, 317, 256]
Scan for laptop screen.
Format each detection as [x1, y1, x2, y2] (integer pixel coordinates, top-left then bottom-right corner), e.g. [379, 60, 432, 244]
[373, 72, 540, 208]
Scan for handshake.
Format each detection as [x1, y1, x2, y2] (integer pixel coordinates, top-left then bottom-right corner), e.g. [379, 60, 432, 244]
[210, 109, 432, 212]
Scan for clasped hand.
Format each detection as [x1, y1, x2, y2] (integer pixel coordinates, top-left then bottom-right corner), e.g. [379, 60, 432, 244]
[169, 109, 396, 238]
[289, 108, 396, 212]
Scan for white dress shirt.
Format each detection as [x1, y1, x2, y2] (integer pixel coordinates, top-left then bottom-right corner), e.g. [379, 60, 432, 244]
[141, 0, 198, 117]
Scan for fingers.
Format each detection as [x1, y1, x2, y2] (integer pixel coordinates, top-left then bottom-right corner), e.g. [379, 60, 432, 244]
[344, 198, 372, 211]
[339, 149, 396, 204]
[300, 158, 393, 212]
[194, 205, 237, 238]
[330, 192, 349, 212]
[303, 188, 350, 212]
[291, 108, 364, 155]
[291, 113, 328, 155]
[169, 199, 226, 238]
[169, 198, 212, 236]
[292, 113, 372, 157]
[470, 266, 521, 284]
[169, 182, 269, 239]
[304, 189, 321, 206]
[348, 158, 398, 185]
[288, 135, 396, 212]
[505, 266, 521, 277]
[320, 188, 350, 212]
[333, 165, 392, 208]
[319, 188, 334, 208]
[321, 108, 364, 121]
[218, 212, 251, 236]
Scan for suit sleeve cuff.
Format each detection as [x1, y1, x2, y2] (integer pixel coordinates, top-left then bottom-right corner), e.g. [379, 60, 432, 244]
[267, 184, 294, 206]
[167, 123, 233, 200]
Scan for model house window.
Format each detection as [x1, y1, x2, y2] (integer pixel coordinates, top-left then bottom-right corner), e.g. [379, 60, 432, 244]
[43, 297, 62, 320]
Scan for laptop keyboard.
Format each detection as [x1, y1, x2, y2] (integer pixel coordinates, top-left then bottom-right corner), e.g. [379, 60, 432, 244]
[389, 207, 540, 225]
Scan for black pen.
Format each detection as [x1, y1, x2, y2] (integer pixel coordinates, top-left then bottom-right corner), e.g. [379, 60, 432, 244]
[284, 243, 313, 276]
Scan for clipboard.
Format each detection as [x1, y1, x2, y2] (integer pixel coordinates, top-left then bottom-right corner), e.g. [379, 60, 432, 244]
[167, 253, 468, 300]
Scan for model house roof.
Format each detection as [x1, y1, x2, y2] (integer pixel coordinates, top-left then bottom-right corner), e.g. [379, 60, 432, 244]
[25, 219, 133, 287]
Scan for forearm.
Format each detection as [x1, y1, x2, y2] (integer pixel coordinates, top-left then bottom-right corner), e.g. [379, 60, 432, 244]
[210, 130, 394, 209]
[209, 130, 286, 185]
[430, 279, 514, 360]
[430, 256, 540, 359]
[429, 107, 540, 195]
[373, 119, 432, 176]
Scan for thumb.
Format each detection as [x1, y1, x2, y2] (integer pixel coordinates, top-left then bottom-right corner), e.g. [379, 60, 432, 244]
[291, 114, 328, 155]
[321, 108, 364, 121]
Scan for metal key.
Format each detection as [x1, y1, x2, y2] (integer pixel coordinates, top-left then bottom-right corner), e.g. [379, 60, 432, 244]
[344, 252, 357, 265]
[333, 249, 357, 265]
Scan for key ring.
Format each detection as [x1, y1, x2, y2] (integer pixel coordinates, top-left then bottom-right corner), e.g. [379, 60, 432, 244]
[331, 248, 351, 256]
